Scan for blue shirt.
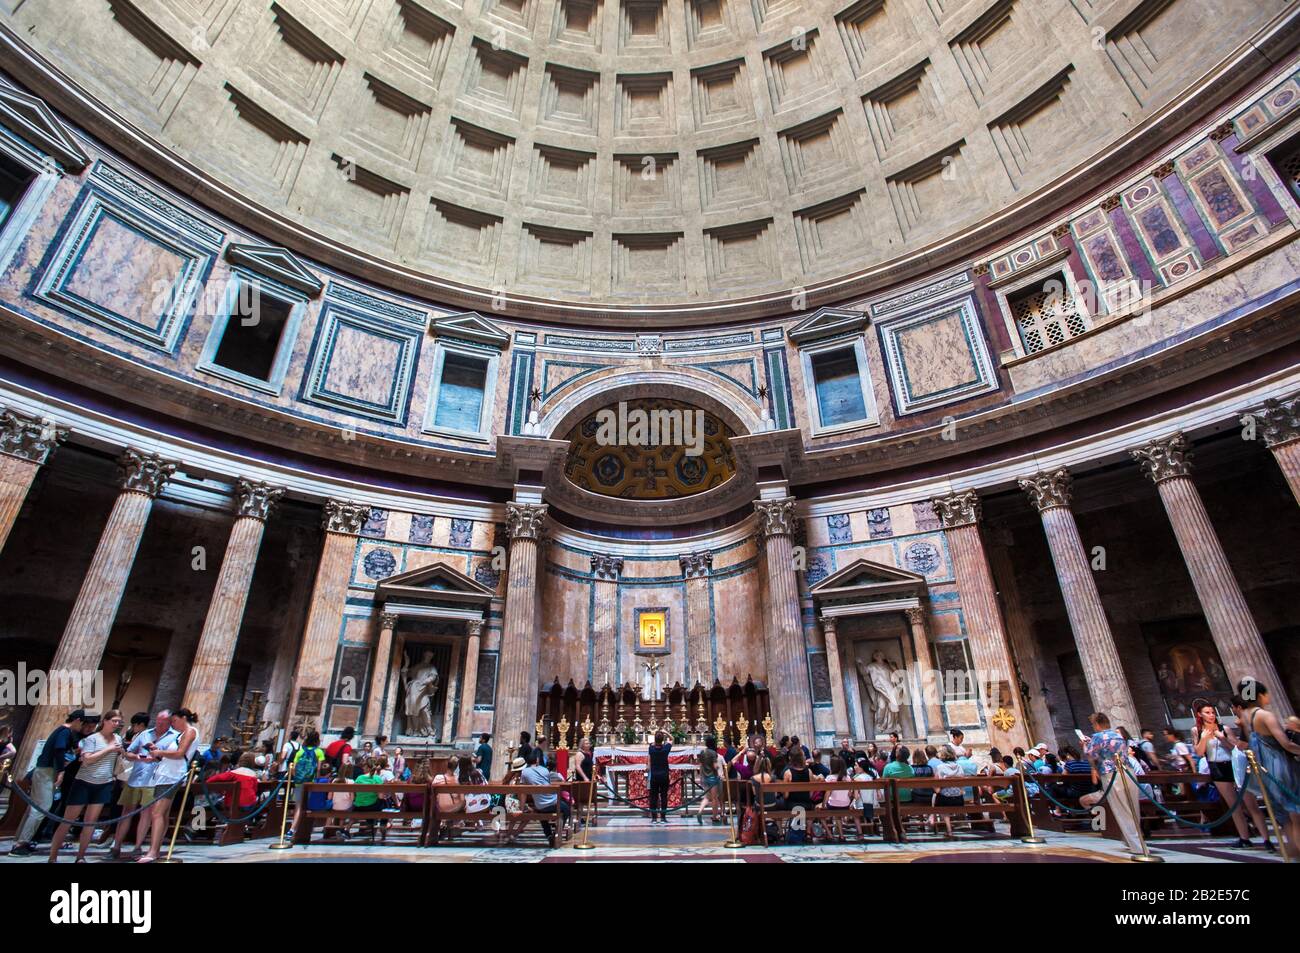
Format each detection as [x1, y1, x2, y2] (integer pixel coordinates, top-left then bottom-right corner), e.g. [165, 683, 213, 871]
[522, 764, 556, 809]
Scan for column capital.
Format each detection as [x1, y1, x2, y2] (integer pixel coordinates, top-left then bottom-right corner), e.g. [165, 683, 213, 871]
[931, 490, 982, 529]
[591, 553, 624, 580]
[505, 501, 547, 541]
[819, 613, 837, 633]
[117, 448, 177, 498]
[1018, 468, 1073, 512]
[904, 606, 927, 627]
[235, 479, 285, 521]
[679, 551, 712, 578]
[1251, 395, 1300, 449]
[379, 612, 399, 631]
[1131, 432, 1194, 484]
[754, 498, 798, 538]
[0, 407, 67, 464]
[467, 619, 483, 638]
[323, 499, 367, 535]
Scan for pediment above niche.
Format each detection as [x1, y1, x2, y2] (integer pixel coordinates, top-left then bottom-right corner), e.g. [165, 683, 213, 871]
[787, 307, 867, 344]
[0, 77, 89, 172]
[376, 561, 495, 605]
[809, 557, 926, 600]
[225, 243, 323, 297]
[431, 311, 510, 349]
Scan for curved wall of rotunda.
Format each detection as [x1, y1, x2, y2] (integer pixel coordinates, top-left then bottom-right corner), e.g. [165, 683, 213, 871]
[0, 1, 1298, 771]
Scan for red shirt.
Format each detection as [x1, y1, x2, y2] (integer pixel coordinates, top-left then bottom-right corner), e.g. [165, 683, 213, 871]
[207, 769, 258, 808]
[325, 740, 353, 764]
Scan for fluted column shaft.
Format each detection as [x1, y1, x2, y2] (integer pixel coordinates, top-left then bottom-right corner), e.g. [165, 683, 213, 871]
[494, 502, 546, 777]
[365, 613, 399, 735]
[820, 616, 851, 739]
[457, 621, 482, 741]
[1134, 434, 1293, 716]
[287, 500, 366, 730]
[1021, 470, 1140, 732]
[591, 554, 623, 686]
[905, 607, 949, 741]
[17, 449, 174, 771]
[680, 551, 712, 686]
[182, 481, 283, 723]
[756, 499, 814, 743]
[0, 407, 66, 557]
[1251, 396, 1300, 506]
[1272, 442, 1300, 505]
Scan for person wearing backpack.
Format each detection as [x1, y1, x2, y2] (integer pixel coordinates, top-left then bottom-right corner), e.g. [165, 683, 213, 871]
[325, 726, 355, 773]
[289, 730, 325, 837]
[276, 729, 301, 779]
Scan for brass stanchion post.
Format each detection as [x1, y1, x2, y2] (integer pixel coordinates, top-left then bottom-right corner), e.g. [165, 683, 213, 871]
[1016, 772, 1045, 844]
[268, 771, 294, 850]
[158, 759, 198, 864]
[573, 766, 598, 851]
[723, 776, 743, 849]
[1246, 750, 1293, 863]
[1121, 764, 1162, 863]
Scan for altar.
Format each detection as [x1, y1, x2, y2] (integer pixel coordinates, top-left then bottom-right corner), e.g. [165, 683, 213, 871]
[594, 745, 704, 809]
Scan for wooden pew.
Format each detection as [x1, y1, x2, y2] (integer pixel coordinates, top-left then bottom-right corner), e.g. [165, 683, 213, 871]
[291, 782, 428, 846]
[750, 779, 896, 845]
[425, 783, 578, 848]
[1026, 770, 1225, 840]
[889, 774, 1029, 842]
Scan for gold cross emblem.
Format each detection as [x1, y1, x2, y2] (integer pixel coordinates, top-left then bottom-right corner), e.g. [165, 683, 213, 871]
[992, 707, 1016, 732]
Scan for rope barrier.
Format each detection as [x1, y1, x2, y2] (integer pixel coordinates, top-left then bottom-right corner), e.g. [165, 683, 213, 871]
[599, 778, 710, 813]
[1128, 771, 1250, 831]
[197, 774, 287, 826]
[1031, 766, 1120, 815]
[3, 774, 186, 829]
[1253, 758, 1300, 805]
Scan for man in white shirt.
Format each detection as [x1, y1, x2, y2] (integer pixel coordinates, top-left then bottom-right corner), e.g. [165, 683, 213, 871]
[111, 709, 174, 860]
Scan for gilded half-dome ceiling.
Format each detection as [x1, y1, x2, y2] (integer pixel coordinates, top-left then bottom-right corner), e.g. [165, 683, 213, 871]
[563, 399, 737, 500]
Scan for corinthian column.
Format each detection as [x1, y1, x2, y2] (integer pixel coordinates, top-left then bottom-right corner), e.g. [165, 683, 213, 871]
[819, 615, 851, 739]
[931, 491, 1029, 750]
[1019, 469, 1139, 732]
[182, 480, 284, 723]
[494, 501, 546, 776]
[287, 499, 366, 730]
[755, 498, 814, 743]
[1132, 434, 1292, 716]
[590, 553, 624, 686]
[365, 612, 399, 736]
[679, 551, 713, 685]
[1250, 395, 1300, 506]
[17, 449, 176, 770]
[458, 619, 483, 742]
[0, 407, 66, 556]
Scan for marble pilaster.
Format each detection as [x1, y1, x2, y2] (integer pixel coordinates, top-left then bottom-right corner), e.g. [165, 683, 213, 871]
[819, 615, 851, 739]
[365, 612, 399, 736]
[181, 480, 284, 722]
[590, 553, 623, 686]
[1019, 469, 1140, 732]
[755, 498, 814, 743]
[679, 550, 712, 685]
[1132, 433, 1293, 716]
[287, 499, 366, 730]
[904, 606, 949, 740]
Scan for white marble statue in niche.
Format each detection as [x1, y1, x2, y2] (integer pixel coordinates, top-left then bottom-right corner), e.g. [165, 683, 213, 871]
[399, 648, 440, 738]
[856, 648, 905, 738]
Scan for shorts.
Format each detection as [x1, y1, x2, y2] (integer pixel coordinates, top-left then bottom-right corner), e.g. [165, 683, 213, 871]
[153, 781, 181, 800]
[68, 779, 113, 807]
[119, 784, 151, 807]
[1208, 760, 1234, 783]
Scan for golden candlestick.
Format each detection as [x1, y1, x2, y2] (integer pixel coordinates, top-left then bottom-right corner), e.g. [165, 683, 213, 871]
[713, 714, 726, 744]
[632, 699, 645, 743]
[535, 718, 545, 746]
[736, 712, 749, 744]
[761, 713, 775, 745]
[597, 691, 612, 744]
[581, 714, 594, 745]
[557, 716, 571, 751]
[678, 695, 690, 737]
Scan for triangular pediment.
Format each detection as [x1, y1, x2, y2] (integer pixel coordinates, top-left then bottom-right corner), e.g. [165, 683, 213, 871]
[809, 557, 926, 599]
[0, 78, 89, 173]
[377, 561, 494, 603]
[788, 307, 867, 344]
[225, 244, 324, 297]
[431, 311, 510, 349]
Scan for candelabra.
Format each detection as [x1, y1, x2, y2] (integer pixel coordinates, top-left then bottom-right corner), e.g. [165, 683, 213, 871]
[557, 716, 571, 751]
[229, 690, 274, 752]
[597, 690, 612, 745]
[736, 713, 749, 746]
[694, 692, 708, 742]
[581, 714, 594, 747]
[678, 694, 690, 739]
[762, 713, 775, 747]
[632, 698, 645, 743]
[614, 696, 627, 743]
[713, 714, 727, 746]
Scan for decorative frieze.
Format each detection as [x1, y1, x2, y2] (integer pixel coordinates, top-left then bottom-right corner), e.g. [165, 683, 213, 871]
[1253, 395, 1300, 448]
[117, 448, 177, 498]
[0, 407, 67, 464]
[1018, 468, 1073, 512]
[591, 553, 625, 580]
[1131, 432, 1194, 484]
[754, 498, 798, 538]
[506, 501, 548, 540]
[323, 499, 368, 535]
[235, 479, 285, 521]
[679, 550, 713, 578]
[931, 489, 982, 529]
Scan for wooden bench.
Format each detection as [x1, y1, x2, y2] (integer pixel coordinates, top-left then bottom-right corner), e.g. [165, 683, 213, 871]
[890, 774, 1029, 842]
[1027, 770, 1225, 840]
[750, 780, 896, 845]
[291, 782, 428, 845]
[426, 783, 580, 848]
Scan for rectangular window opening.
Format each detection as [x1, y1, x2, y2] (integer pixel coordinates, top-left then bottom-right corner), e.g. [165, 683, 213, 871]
[811, 347, 867, 427]
[1266, 129, 1300, 203]
[0, 151, 35, 232]
[433, 351, 489, 433]
[212, 288, 294, 382]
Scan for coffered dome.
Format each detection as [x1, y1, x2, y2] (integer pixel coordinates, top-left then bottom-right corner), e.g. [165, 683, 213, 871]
[4, 0, 1284, 321]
